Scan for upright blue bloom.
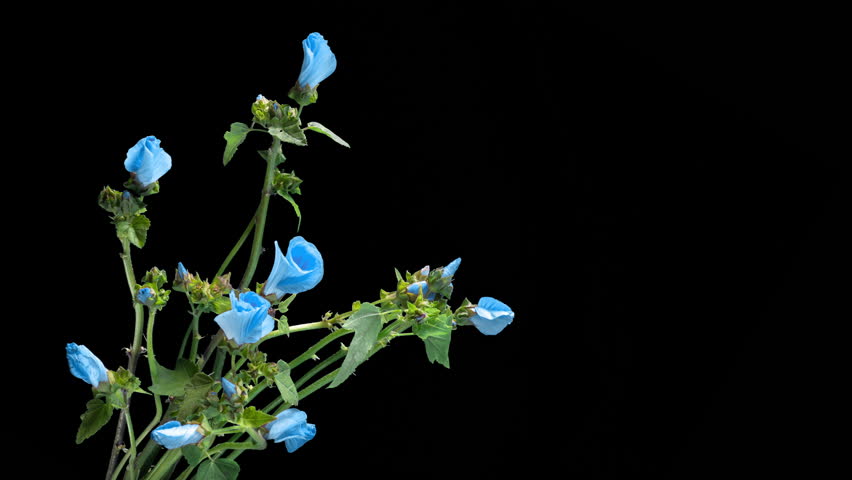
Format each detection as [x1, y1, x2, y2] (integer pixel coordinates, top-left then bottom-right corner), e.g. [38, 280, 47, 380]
[124, 135, 172, 187]
[151, 421, 204, 449]
[263, 408, 316, 453]
[406, 257, 462, 300]
[221, 377, 237, 398]
[214, 291, 275, 346]
[136, 287, 154, 304]
[468, 297, 515, 335]
[297, 32, 337, 89]
[264, 237, 324, 299]
[66, 343, 109, 387]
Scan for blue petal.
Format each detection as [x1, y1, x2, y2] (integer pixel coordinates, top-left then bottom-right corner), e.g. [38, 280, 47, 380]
[137, 287, 153, 304]
[468, 297, 515, 335]
[221, 377, 236, 398]
[151, 421, 204, 449]
[177, 262, 188, 279]
[298, 32, 337, 88]
[264, 408, 316, 452]
[66, 343, 109, 387]
[215, 292, 274, 345]
[124, 136, 172, 187]
[442, 257, 462, 277]
[264, 237, 324, 298]
[214, 309, 248, 345]
[407, 281, 429, 296]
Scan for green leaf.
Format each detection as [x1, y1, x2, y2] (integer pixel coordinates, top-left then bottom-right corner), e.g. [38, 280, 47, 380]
[177, 373, 215, 420]
[413, 314, 453, 369]
[277, 191, 302, 231]
[182, 445, 204, 468]
[150, 359, 199, 396]
[194, 458, 240, 480]
[330, 303, 383, 388]
[116, 214, 151, 248]
[223, 122, 250, 166]
[76, 398, 114, 444]
[237, 406, 278, 429]
[274, 360, 299, 405]
[113, 367, 147, 395]
[269, 125, 308, 146]
[306, 121, 351, 148]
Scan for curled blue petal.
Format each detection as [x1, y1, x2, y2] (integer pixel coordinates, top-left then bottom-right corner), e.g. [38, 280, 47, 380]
[442, 257, 462, 277]
[151, 421, 204, 449]
[468, 296, 514, 335]
[124, 136, 172, 187]
[66, 343, 109, 387]
[264, 237, 324, 299]
[214, 291, 275, 346]
[221, 377, 237, 398]
[264, 408, 316, 453]
[297, 32, 337, 89]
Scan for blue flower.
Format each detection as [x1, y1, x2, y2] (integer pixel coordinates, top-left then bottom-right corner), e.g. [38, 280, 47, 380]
[136, 287, 153, 304]
[263, 408, 316, 453]
[263, 237, 324, 299]
[124, 135, 172, 187]
[214, 291, 275, 346]
[297, 32, 337, 89]
[221, 377, 237, 398]
[468, 297, 514, 335]
[406, 257, 461, 300]
[177, 262, 189, 281]
[66, 343, 109, 387]
[151, 421, 204, 449]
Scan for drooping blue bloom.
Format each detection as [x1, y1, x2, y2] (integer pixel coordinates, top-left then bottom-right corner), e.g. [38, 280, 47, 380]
[66, 343, 109, 387]
[468, 297, 515, 335]
[405, 258, 462, 300]
[136, 287, 154, 304]
[297, 32, 337, 89]
[214, 291, 275, 346]
[221, 377, 237, 398]
[263, 408, 316, 453]
[263, 237, 324, 299]
[124, 136, 172, 187]
[151, 421, 204, 449]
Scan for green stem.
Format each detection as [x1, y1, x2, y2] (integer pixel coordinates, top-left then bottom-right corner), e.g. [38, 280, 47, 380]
[124, 409, 138, 480]
[146, 309, 159, 383]
[239, 137, 279, 290]
[289, 328, 352, 369]
[189, 312, 200, 362]
[213, 347, 226, 380]
[216, 204, 260, 278]
[295, 348, 346, 389]
[141, 449, 181, 480]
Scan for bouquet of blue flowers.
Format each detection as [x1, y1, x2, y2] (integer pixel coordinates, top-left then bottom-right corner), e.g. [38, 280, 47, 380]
[67, 32, 515, 480]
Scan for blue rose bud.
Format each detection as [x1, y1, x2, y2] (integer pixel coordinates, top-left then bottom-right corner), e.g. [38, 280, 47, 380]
[298, 32, 337, 89]
[263, 237, 324, 299]
[468, 297, 515, 335]
[66, 343, 109, 387]
[136, 287, 154, 304]
[263, 408, 316, 453]
[214, 291, 275, 346]
[221, 377, 237, 398]
[151, 421, 204, 449]
[124, 135, 172, 187]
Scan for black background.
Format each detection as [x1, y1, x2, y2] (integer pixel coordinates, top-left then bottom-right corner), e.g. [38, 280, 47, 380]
[17, 3, 842, 478]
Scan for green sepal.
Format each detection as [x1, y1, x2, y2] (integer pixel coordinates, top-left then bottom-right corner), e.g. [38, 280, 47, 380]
[288, 84, 318, 107]
[113, 367, 148, 395]
[306, 121, 350, 148]
[330, 303, 384, 388]
[116, 214, 151, 248]
[149, 359, 199, 396]
[277, 294, 297, 313]
[194, 458, 240, 480]
[211, 296, 232, 314]
[76, 398, 114, 444]
[274, 360, 299, 405]
[223, 122, 250, 166]
[236, 406, 278, 429]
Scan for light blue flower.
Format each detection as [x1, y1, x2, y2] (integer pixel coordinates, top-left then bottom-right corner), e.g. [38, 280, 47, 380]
[214, 291, 275, 346]
[263, 237, 324, 299]
[297, 32, 337, 89]
[124, 136, 172, 187]
[406, 257, 461, 300]
[136, 287, 153, 304]
[151, 421, 204, 449]
[221, 377, 236, 398]
[468, 297, 515, 335]
[263, 408, 316, 453]
[66, 343, 109, 387]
